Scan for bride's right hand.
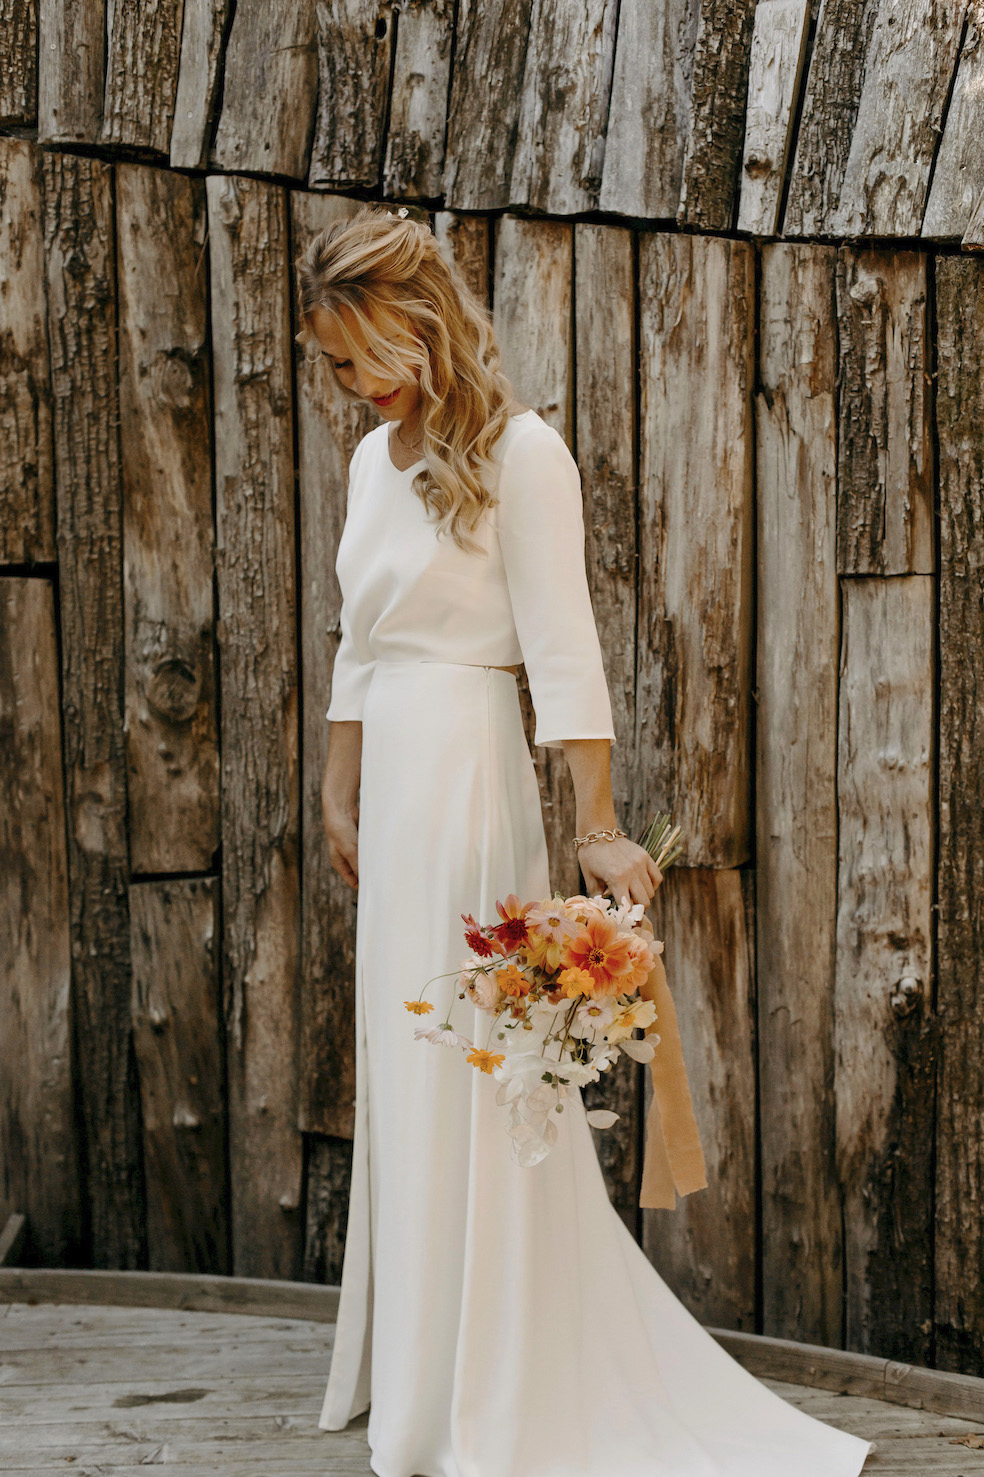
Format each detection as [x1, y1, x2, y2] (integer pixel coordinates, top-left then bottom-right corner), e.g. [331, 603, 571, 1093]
[323, 799, 360, 889]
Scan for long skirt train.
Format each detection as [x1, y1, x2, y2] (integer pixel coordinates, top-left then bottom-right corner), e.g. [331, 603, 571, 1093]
[319, 658, 873, 1477]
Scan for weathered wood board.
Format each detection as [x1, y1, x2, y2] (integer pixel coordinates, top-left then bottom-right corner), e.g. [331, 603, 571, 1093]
[42, 151, 145, 1269]
[0, 579, 78, 1265]
[755, 242, 841, 1347]
[573, 222, 640, 1224]
[599, 0, 699, 221]
[834, 249, 933, 576]
[169, 0, 233, 170]
[677, 0, 757, 231]
[934, 255, 984, 1378]
[382, 0, 454, 199]
[115, 163, 219, 875]
[643, 867, 757, 1332]
[303, 1134, 353, 1285]
[433, 211, 490, 305]
[102, 0, 184, 153]
[0, 138, 53, 564]
[443, 0, 534, 210]
[835, 575, 934, 1364]
[129, 879, 228, 1275]
[308, 0, 394, 191]
[783, 0, 881, 238]
[212, 0, 318, 180]
[636, 231, 755, 869]
[509, 0, 619, 217]
[0, 0, 37, 124]
[291, 189, 371, 1145]
[829, 0, 968, 238]
[37, 0, 104, 143]
[923, 8, 984, 240]
[737, 0, 811, 236]
[491, 215, 578, 899]
[206, 174, 303, 1280]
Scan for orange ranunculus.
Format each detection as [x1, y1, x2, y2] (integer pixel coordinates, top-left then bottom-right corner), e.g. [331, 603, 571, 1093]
[557, 965, 597, 999]
[495, 962, 531, 997]
[561, 915, 636, 997]
[404, 999, 435, 1015]
[467, 1048, 505, 1074]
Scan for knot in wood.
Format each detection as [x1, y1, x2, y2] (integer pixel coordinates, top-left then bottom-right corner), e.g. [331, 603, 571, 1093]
[889, 976, 921, 1017]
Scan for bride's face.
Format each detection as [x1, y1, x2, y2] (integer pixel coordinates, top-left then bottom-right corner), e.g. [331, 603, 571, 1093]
[309, 302, 421, 423]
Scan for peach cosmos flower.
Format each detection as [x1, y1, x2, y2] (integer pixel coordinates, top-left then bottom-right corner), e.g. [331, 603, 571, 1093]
[495, 962, 531, 997]
[526, 899, 580, 946]
[562, 914, 637, 997]
[467, 1047, 505, 1074]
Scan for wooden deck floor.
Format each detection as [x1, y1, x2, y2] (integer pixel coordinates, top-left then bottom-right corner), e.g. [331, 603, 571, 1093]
[1, 1300, 983, 1474]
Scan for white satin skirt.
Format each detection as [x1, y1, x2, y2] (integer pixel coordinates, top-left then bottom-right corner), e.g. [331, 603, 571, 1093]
[319, 659, 873, 1477]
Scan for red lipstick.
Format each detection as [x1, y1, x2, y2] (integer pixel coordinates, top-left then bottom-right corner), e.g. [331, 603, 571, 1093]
[372, 388, 400, 407]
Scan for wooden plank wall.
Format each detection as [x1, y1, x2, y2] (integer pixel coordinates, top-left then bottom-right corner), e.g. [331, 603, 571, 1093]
[3, 0, 984, 1379]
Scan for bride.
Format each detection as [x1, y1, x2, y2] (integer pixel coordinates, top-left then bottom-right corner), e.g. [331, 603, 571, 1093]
[296, 204, 872, 1477]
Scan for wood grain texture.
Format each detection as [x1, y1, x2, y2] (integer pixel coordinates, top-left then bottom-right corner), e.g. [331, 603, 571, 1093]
[642, 868, 757, 1331]
[291, 190, 372, 1143]
[737, 0, 811, 236]
[115, 164, 219, 875]
[433, 212, 490, 305]
[755, 243, 841, 1346]
[0, 579, 79, 1266]
[677, 0, 757, 231]
[835, 576, 934, 1363]
[935, 256, 984, 1377]
[923, 9, 984, 240]
[835, 249, 933, 577]
[636, 232, 754, 869]
[212, 0, 318, 180]
[599, 0, 698, 220]
[42, 152, 145, 1270]
[206, 175, 302, 1280]
[492, 215, 579, 898]
[302, 1135, 353, 1285]
[169, 0, 233, 169]
[829, 0, 968, 238]
[308, 0, 394, 191]
[0, 0, 37, 124]
[383, 0, 454, 199]
[37, 0, 104, 143]
[573, 223, 639, 1227]
[129, 879, 229, 1275]
[102, 0, 184, 152]
[508, 0, 619, 216]
[0, 138, 53, 564]
[783, 0, 880, 238]
[443, 0, 534, 210]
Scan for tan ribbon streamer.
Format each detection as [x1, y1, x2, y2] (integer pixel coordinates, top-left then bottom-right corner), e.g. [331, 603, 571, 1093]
[635, 917, 708, 1210]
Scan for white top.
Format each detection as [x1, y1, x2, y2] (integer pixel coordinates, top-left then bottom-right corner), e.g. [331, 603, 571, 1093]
[325, 408, 616, 749]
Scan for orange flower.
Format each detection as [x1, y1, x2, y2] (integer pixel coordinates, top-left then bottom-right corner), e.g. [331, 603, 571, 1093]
[562, 915, 636, 997]
[467, 1047, 505, 1074]
[495, 963, 531, 997]
[404, 999, 435, 1015]
[492, 892, 531, 949]
[619, 932, 657, 992]
[557, 965, 596, 999]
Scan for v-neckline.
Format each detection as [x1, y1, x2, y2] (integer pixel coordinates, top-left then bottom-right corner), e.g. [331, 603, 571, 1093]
[387, 423, 426, 475]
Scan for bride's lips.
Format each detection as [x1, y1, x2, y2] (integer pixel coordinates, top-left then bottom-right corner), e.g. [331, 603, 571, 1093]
[371, 388, 400, 407]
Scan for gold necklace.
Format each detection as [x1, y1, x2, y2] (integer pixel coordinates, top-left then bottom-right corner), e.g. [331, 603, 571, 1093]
[396, 421, 423, 454]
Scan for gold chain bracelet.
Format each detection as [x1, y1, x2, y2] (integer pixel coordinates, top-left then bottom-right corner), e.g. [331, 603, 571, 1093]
[572, 826, 628, 852]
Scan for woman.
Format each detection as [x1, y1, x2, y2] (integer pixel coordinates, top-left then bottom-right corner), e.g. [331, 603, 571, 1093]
[297, 205, 872, 1477]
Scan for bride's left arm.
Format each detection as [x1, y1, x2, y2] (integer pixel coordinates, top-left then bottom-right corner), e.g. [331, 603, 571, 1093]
[561, 737, 662, 907]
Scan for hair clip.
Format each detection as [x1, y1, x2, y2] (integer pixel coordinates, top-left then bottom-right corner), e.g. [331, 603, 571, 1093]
[397, 206, 409, 218]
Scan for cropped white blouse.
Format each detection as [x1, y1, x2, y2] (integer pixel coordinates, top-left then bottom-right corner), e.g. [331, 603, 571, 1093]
[325, 409, 616, 750]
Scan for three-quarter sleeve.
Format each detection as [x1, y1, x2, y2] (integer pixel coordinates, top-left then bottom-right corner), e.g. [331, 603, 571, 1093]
[496, 423, 617, 749]
[324, 594, 374, 722]
[325, 439, 374, 723]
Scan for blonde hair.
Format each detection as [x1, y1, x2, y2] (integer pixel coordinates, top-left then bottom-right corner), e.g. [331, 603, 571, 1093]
[296, 204, 516, 554]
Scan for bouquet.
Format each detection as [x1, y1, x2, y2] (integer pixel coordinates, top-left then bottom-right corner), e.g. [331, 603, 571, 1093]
[404, 813, 682, 1167]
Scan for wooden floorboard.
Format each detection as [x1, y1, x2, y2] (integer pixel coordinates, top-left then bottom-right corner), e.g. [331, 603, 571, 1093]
[2, 1303, 984, 1473]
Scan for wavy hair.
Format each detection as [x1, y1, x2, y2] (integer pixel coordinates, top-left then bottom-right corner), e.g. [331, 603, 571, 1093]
[295, 204, 517, 554]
